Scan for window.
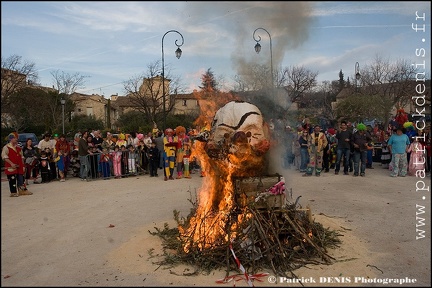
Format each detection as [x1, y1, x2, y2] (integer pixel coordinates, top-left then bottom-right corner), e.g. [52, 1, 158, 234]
[86, 107, 93, 116]
[182, 100, 187, 106]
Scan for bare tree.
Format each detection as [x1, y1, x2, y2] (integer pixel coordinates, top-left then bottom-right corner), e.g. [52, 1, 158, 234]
[1, 55, 38, 109]
[279, 65, 318, 103]
[359, 55, 420, 128]
[123, 60, 183, 125]
[50, 70, 88, 95]
[313, 81, 339, 126]
[232, 63, 272, 92]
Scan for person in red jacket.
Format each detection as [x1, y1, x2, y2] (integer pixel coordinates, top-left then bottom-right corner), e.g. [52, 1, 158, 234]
[1, 132, 33, 197]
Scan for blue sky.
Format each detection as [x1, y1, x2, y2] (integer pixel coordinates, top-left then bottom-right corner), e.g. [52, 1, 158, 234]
[1, 1, 431, 97]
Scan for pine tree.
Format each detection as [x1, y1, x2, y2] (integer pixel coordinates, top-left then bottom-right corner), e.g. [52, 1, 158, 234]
[199, 68, 218, 92]
[338, 69, 345, 92]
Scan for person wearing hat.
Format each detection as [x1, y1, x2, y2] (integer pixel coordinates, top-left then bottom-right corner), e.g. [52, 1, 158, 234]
[350, 123, 372, 177]
[2, 132, 33, 197]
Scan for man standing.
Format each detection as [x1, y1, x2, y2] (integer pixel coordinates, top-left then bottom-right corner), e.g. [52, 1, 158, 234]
[38, 133, 55, 152]
[2, 132, 33, 197]
[388, 127, 411, 177]
[78, 131, 93, 181]
[351, 123, 372, 177]
[334, 121, 353, 175]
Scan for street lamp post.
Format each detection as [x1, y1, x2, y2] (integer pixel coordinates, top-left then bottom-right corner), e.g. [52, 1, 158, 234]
[354, 62, 361, 93]
[161, 30, 184, 130]
[253, 27, 273, 88]
[60, 98, 66, 134]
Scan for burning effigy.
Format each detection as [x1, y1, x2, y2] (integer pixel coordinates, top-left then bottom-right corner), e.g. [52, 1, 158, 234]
[150, 100, 341, 282]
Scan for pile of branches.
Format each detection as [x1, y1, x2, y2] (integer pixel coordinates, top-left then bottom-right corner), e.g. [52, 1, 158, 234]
[148, 192, 342, 279]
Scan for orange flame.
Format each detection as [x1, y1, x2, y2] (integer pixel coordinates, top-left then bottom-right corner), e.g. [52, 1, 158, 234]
[179, 91, 270, 252]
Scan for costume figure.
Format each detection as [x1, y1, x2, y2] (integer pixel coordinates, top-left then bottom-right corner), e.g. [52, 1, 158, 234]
[175, 126, 188, 179]
[69, 150, 81, 177]
[163, 128, 178, 181]
[116, 133, 127, 148]
[395, 109, 408, 128]
[303, 125, 328, 177]
[2, 132, 32, 196]
[182, 138, 192, 178]
[152, 122, 160, 138]
[381, 133, 392, 169]
[39, 151, 51, 183]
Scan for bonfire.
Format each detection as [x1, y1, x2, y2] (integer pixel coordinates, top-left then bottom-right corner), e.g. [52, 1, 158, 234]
[149, 100, 341, 283]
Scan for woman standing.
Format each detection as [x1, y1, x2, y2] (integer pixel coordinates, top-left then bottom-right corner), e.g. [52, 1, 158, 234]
[23, 138, 39, 185]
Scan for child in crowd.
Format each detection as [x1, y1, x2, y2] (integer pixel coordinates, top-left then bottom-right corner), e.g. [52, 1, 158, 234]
[111, 145, 122, 179]
[148, 141, 160, 177]
[55, 150, 66, 182]
[45, 148, 57, 181]
[381, 132, 391, 169]
[127, 144, 137, 176]
[407, 135, 426, 176]
[99, 148, 112, 179]
[120, 145, 129, 176]
[69, 150, 81, 177]
[39, 150, 51, 183]
[88, 146, 99, 179]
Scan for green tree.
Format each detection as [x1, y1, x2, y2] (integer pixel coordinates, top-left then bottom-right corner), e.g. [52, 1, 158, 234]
[4, 87, 72, 133]
[199, 68, 219, 92]
[69, 114, 104, 133]
[338, 69, 345, 92]
[116, 111, 149, 133]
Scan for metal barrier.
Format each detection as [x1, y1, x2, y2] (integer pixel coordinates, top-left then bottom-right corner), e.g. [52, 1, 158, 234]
[72, 150, 150, 180]
[66, 149, 202, 181]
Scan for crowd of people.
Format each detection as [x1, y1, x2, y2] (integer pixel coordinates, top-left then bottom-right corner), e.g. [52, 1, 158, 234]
[279, 115, 431, 179]
[2, 109, 430, 198]
[2, 125, 206, 197]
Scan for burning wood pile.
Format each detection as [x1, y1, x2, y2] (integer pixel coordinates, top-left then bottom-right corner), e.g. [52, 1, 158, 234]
[149, 101, 341, 280]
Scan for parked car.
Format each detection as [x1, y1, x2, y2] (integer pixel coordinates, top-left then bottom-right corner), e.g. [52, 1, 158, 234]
[18, 133, 39, 148]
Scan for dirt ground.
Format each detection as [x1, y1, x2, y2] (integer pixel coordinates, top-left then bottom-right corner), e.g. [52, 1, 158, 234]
[1, 164, 431, 287]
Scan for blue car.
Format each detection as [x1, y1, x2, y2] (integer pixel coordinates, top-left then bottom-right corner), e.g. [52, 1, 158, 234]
[18, 133, 39, 148]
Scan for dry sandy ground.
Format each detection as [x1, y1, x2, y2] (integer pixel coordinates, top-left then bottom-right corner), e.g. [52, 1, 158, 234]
[1, 165, 431, 287]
